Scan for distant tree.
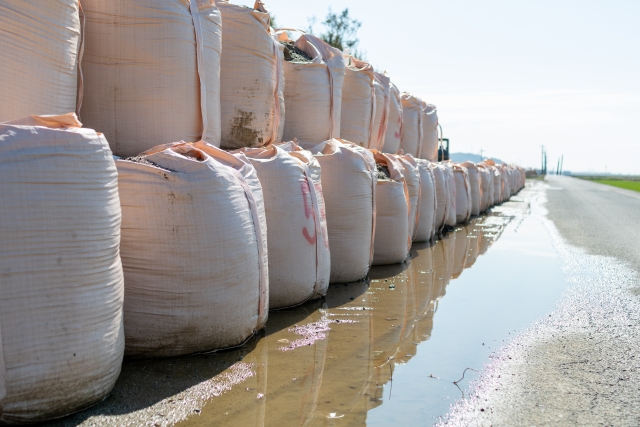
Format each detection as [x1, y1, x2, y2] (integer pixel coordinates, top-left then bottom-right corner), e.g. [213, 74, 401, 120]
[269, 15, 277, 29]
[308, 8, 366, 60]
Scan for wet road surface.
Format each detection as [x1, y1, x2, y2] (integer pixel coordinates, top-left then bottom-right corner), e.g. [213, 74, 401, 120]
[442, 176, 640, 426]
[47, 181, 571, 427]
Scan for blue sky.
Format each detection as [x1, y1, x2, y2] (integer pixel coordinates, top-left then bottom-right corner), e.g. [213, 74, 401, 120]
[238, 0, 640, 174]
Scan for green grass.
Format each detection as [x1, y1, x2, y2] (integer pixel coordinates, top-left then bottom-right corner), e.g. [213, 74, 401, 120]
[592, 180, 640, 193]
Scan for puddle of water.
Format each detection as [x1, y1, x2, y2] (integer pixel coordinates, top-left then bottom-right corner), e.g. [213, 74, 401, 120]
[47, 183, 567, 427]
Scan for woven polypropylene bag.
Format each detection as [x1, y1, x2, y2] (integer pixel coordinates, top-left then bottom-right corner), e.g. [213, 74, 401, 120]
[218, 0, 284, 149]
[117, 142, 268, 357]
[382, 82, 403, 154]
[281, 34, 346, 145]
[399, 93, 423, 158]
[0, 114, 124, 424]
[443, 164, 458, 227]
[304, 139, 376, 283]
[0, 1, 81, 122]
[414, 160, 437, 242]
[340, 57, 376, 148]
[395, 154, 422, 241]
[81, 0, 223, 156]
[369, 72, 391, 151]
[236, 144, 330, 309]
[421, 104, 438, 161]
[432, 164, 450, 232]
[453, 165, 472, 223]
[371, 151, 411, 266]
[461, 161, 482, 216]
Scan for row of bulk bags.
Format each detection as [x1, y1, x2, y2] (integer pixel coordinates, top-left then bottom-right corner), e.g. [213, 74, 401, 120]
[340, 57, 376, 148]
[0, 1, 81, 122]
[218, 0, 285, 149]
[461, 161, 482, 216]
[0, 114, 124, 424]
[81, 0, 223, 157]
[371, 151, 411, 265]
[421, 104, 439, 162]
[382, 82, 403, 155]
[399, 93, 423, 158]
[117, 142, 268, 358]
[414, 160, 438, 242]
[369, 72, 391, 151]
[280, 33, 346, 145]
[453, 164, 472, 224]
[237, 143, 330, 309]
[301, 139, 376, 283]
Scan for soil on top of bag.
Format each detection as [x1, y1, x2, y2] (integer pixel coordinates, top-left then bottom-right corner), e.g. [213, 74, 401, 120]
[376, 164, 392, 181]
[281, 41, 313, 63]
[122, 156, 157, 167]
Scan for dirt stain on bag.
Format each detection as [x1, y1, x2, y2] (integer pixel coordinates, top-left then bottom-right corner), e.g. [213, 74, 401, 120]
[229, 110, 263, 147]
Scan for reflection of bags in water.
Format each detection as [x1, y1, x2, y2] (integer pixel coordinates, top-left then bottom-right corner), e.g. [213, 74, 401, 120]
[280, 33, 346, 145]
[303, 139, 376, 283]
[81, 0, 223, 156]
[414, 160, 437, 242]
[340, 57, 376, 148]
[381, 82, 403, 154]
[318, 280, 373, 421]
[117, 142, 268, 357]
[464, 225, 480, 269]
[453, 164, 472, 223]
[461, 162, 482, 216]
[395, 154, 422, 241]
[409, 244, 437, 345]
[0, 114, 124, 424]
[452, 226, 471, 279]
[0, 1, 80, 122]
[237, 143, 330, 309]
[218, 0, 284, 149]
[399, 93, 423, 158]
[369, 263, 410, 369]
[371, 151, 411, 266]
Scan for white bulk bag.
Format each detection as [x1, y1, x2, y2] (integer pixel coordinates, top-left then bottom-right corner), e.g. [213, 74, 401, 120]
[443, 164, 458, 227]
[477, 165, 493, 212]
[0, 114, 124, 424]
[488, 165, 502, 204]
[370, 72, 391, 151]
[218, 1, 284, 149]
[395, 154, 422, 241]
[81, 0, 223, 156]
[461, 162, 482, 216]
[371, 152, 411, 265]
[399, 93, 423, 158]
[281, 33, 346, 145]
[236, 144, 330, 309]
[0, 1, 81, 122]
[500, 165, 511, 201]
[382, 82, 403, 154]
[421, 104, 439, 161]
[432, 164, 450, 232]
[414, 160, 437, 242]
[117, 142, 268, 357]
[304, 139, 376, 283]
[453, 165, 472, 223]
[340, 57, 376, 147]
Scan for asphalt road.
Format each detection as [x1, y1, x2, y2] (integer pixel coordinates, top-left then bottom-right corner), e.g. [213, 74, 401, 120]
[442, 176, 640, 426]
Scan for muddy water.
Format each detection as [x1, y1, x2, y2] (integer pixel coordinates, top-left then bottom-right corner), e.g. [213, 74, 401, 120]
[49, 184, 567, 427]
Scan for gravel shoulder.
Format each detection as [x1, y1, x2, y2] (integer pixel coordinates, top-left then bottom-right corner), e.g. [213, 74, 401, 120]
[440, 177, 640, 426]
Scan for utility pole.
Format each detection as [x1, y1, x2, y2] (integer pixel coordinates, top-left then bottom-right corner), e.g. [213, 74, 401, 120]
[560, 155, 564, 175]
[480, 149, 484, 160]
[541, 145, 545, 175]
